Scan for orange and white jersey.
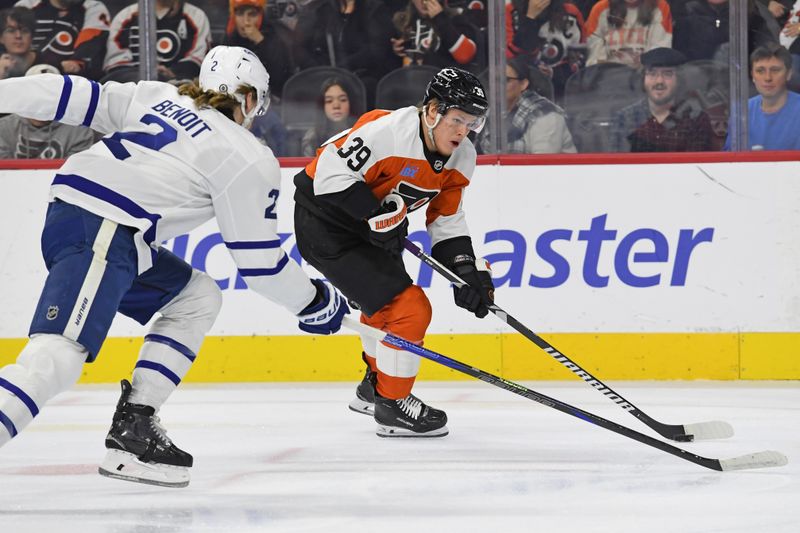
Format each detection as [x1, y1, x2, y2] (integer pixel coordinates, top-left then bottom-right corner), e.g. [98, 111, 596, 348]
[305, 106, 477, 247]
[585, 0, 672, 67]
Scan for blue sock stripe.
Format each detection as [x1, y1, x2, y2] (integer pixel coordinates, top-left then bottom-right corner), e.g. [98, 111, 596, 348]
[0, 377, 39, 417]
[0, 409, 18, 438]
[135, 360, 181, 386]
[144, 334, 196, 362]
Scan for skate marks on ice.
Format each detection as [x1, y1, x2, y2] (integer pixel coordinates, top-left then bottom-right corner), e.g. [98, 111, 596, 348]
[0, 381, 797, 533]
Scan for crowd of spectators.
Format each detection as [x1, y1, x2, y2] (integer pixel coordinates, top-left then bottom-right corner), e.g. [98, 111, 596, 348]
[0, 0, 796, 157]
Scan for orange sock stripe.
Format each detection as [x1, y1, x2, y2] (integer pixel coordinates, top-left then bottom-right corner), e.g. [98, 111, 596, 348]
[376, 373, 416, 399]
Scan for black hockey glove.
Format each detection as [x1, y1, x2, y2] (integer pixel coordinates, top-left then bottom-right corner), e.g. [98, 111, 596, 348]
[366, 193, 408, 256]
[452, 255, 494, 319]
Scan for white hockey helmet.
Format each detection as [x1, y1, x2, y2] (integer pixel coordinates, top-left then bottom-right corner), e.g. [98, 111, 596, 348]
[199, 45, 270, 128]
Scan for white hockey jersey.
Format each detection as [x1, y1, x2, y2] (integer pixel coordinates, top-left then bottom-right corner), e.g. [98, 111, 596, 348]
[0, 74, 315, 314]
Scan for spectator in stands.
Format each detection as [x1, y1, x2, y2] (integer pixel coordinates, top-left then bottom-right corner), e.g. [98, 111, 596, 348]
[0, 63, 94, 157]
[13, 0, 109, 79]
[724, 42, 800, 150]
[479, 55, 576, 153]
[294, 0, 398, 104]
[103, 0, 210, 83]
[0, 6, 40, 79]
[781, 0, 800, 78]
[585, 0, 672, 67]
[610, 47, 713, 151]
[673, 0, 729, 61]
[674, 0, 777, 61]
[505, 0, 587, 101]
[391, 0, 482, 71]
[301, 77, 356, 156]
[761, 0, 793, 27]
[222, 0, 293, 98]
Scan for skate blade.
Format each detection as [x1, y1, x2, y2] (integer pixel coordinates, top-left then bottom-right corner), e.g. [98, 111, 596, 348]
[348, 397, 375, 416]
[376, 424, 449, 438]
[98, 448, 190, 488]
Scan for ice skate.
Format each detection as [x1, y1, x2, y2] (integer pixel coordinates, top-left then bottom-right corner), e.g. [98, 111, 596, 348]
[374, 392, 449, 438]
[98, 380, 192, 488]
[348, 357, 376, 416]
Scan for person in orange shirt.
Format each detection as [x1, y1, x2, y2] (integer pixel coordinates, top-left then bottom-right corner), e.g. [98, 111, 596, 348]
[293, 67, 494, 438]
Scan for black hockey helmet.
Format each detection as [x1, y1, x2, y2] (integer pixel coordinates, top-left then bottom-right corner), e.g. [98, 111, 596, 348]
[423, 67, 489, 120]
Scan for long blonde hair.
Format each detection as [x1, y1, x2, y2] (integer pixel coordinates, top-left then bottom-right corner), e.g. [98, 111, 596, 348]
[177, 79, 255, 120]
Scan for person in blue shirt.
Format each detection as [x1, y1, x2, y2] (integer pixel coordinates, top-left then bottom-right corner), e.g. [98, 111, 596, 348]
[724, 42, 800, 151]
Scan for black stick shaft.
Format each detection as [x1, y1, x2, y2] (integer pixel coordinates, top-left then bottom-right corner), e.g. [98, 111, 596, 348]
[404, 239, 693, 442]
[344, 316, 725, 471]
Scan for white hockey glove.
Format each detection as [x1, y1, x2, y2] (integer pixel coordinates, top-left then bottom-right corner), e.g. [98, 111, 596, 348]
[366, 193, 408, 256]
[297, 279, 350, 335]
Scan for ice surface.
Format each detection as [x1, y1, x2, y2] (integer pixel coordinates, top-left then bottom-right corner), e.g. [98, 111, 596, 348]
[1, 381, 797, 533]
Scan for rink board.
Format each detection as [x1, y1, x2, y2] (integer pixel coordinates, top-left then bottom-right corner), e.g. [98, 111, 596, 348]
[1, 158, 799, 381]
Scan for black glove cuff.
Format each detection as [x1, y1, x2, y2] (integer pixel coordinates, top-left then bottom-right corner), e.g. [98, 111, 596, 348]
[431, 236, 475, 268]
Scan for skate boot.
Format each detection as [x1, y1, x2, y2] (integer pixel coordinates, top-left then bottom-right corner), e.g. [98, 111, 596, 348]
[348, 355, 376, 416]
[374, 392, 449, 438]
[98, 380, 192, 488]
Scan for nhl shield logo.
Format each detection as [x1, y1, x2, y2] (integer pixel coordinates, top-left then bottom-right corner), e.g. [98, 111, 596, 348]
[434, 160, 443, 171]
[46, 306, 59, 321]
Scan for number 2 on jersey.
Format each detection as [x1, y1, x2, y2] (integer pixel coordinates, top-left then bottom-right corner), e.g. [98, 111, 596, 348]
[336, 136, 371, 172]
[103, 114, 178, 160]
[264, 189, 279, 219]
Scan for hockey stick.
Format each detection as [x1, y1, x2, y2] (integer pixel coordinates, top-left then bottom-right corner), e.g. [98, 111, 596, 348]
[404, 239, 733, 443]
[343, 316, 786, 472]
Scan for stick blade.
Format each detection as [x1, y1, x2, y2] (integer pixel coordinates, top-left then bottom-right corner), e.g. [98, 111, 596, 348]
[719, 450, 788, 471]
[683, 420, 734, 441]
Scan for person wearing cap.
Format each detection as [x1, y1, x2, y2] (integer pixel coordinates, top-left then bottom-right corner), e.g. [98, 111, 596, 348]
[222, 0, 293, 98]
[0, 63, 95, 158]
[610, 46, 713, 152]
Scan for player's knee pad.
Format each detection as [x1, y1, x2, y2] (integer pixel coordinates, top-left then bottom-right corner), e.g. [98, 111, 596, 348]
[362, 285, 432, 344]
[14, 334, 87, 402]
[0, 334, 87, 443]
[149, 270, 222, 355]
[363, 285, 431, 378]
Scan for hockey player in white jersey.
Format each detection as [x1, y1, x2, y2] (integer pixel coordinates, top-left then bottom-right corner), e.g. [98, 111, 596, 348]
[0, 46, 348, 487]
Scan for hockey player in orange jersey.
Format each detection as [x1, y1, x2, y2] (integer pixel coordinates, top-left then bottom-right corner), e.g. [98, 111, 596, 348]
[293, 67, 494, 437]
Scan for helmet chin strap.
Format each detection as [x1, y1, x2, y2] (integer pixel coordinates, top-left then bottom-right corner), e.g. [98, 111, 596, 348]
[423, 110, 442, 152]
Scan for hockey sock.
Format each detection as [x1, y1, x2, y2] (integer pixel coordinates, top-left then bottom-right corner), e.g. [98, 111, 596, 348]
[127, 271, 220, 409]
